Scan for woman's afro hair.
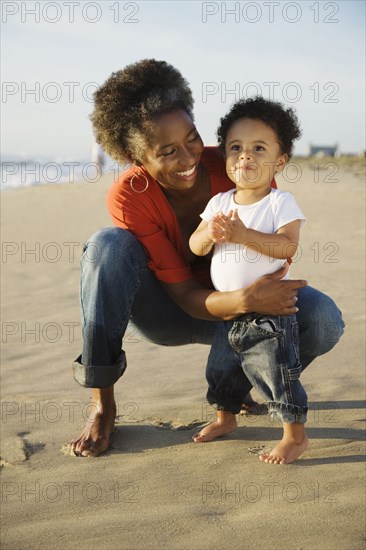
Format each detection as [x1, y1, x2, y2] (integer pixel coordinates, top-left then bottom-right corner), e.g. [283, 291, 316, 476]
[217, 96, 301, 158]
[90, 59, 194, 164]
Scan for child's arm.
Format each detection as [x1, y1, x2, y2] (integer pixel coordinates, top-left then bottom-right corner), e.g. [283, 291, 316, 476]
[214, 209, 301, 259]
[189, 217, 225, 256]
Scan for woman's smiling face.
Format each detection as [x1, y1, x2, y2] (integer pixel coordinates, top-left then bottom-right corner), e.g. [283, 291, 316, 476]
[141, 109, 204, 191]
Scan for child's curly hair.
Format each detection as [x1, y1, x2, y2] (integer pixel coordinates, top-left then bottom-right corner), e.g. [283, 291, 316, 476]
[217, 96, 301, 158]
[90, 59, 194, 164]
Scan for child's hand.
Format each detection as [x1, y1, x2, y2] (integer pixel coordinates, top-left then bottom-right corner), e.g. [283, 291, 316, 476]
[208, 210, 247, 244]
[207, 214, 226, 243]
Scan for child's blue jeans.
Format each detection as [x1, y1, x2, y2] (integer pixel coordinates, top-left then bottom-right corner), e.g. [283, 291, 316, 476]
[206, 313, 308, 423]
[72, 227, 345, 391]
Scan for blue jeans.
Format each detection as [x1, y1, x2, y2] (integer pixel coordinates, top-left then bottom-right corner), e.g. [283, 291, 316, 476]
[207, 314, 308, 423]
[72, 227, 345, 390]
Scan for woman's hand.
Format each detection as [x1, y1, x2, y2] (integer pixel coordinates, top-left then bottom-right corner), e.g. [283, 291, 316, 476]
[241, 262, 308, 316]
[163, 262, 307, 321]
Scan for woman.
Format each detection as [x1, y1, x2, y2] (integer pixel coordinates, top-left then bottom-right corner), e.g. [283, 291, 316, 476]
[68, 59, 344, 457]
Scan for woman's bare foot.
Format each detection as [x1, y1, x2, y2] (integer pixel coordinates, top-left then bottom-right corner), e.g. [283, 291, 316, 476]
[193, 411, 237, 443]
[259, 422, 308, 464]
[68, 386, 116, 457]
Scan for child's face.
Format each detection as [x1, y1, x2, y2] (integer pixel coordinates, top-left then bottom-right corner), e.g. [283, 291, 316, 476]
[225, 118, 287, 190]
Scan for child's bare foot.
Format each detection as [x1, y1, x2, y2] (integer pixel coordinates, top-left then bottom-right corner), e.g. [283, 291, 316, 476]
[67, 387, 116, 457]
[259, 436, 308, 464]
[193, 411, 237, 443]
[259, 422, 308, 464]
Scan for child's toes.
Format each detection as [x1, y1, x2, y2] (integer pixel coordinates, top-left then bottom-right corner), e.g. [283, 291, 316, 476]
[259, 453, 271, 462]
[259, 453, 285, 464]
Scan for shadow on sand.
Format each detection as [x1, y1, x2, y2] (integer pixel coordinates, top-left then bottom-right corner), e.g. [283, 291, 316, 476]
[107, 399, 365, 464]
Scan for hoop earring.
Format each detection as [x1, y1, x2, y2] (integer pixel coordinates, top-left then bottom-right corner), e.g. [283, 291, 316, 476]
[130, 169, 149, 193]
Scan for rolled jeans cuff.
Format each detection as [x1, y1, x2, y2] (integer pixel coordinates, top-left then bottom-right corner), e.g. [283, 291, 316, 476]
[206, 389, 243, 415]
[72, 352, 127, 388]
[267, 402, 308, 424]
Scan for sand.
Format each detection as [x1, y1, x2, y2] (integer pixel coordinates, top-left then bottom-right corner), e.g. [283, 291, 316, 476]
[1, 163, 365, 550]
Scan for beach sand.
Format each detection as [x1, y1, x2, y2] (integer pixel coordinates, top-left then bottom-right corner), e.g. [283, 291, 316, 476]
[1, 163, 365, 550]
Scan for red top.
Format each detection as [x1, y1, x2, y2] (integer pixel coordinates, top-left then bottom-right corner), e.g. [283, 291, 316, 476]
[107, 146, 277, 286]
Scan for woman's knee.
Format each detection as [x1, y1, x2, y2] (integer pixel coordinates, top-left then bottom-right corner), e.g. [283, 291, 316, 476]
[297, 286, 345, 355]
[81, 227, 146, 271]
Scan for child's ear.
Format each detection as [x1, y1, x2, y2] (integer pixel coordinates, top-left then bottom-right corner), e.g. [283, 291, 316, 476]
[275, 153, 288, 174]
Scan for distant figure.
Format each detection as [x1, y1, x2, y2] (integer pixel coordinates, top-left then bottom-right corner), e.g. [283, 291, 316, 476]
[91, 140, 106, 175]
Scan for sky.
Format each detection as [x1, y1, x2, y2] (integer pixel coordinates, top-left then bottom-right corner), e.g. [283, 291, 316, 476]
[1, 0, 365, 159]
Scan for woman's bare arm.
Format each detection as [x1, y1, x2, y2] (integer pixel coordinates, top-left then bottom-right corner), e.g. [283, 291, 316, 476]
[162, 262, 307, 321]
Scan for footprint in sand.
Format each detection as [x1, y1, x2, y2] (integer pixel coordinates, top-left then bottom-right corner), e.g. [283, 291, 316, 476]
[152, 419, 202, 431]
[248, 445, 266, 455]
[0, 432, 45, 467]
